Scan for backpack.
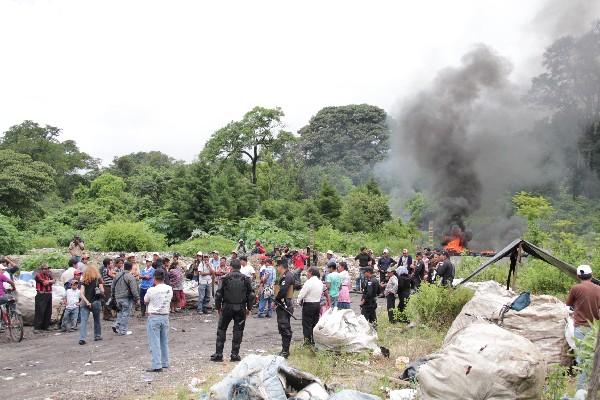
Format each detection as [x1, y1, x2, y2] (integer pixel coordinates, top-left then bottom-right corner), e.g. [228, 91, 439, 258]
[224, 273, 248, 304]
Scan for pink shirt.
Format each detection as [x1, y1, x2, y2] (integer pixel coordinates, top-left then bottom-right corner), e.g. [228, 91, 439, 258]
[337, 270, 351, 303]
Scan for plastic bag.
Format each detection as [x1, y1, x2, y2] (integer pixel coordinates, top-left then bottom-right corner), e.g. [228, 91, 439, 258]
[313, 308, 380, 354]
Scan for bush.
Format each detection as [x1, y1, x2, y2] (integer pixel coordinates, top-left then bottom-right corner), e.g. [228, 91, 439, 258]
[518, 260, 576, 297]
[20, 252, 70, 271]
[0, 215, 25, 254]
[27, 234, 60, 249]
[90, 221, 166, 252]
[404, 284, 474, 329]
[455, 256, 509, 284]
[170, 235, 236, 257]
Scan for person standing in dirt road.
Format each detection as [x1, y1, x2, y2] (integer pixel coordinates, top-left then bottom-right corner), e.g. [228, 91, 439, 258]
[360, 267, 379, 326]
[139, 258, 155, 317]
[112, 261, 140, 336]
[296, 267, 323, 346]
[275, 259, 295, 358]
[101, 258, 116, 321]
[566, 264, 600, 393]
[210, 259, 254, 362]
[33, 264, 55, 333]
[144, 269, 173, 373]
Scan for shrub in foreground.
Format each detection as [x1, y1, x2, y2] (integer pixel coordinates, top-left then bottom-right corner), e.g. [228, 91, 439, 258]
[0, 215, 25, 254]
[404, 283, 473, 329]
[91, 221, 166, 252]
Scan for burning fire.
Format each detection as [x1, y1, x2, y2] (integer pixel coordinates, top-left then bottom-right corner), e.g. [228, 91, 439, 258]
[444, 237, 465, 254]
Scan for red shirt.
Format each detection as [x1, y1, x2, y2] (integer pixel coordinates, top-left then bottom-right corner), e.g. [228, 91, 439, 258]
[566, 280, 600, 327]
[35, 271, 53, 293]
[293, 253, 307, 270]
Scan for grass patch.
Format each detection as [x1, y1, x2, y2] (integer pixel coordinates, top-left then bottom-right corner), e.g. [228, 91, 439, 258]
[123, 385, 193, 400]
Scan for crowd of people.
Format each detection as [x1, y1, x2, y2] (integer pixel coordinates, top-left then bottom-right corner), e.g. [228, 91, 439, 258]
[1, 235, 598, 381]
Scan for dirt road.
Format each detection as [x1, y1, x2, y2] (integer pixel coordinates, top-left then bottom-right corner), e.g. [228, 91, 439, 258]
[0, 307, 306, 400]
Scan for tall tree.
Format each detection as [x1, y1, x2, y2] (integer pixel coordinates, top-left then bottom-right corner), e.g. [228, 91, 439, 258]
[0, 149, 55, 220]
[0, 121, 99, 199]
[298, 104, 390, 182]
[201, 106, 287, 185]
[109, 151, 179, 178]
[317, 181, 342, 221]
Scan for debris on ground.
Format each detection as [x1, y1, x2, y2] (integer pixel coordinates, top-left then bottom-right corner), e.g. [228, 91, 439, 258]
[206, 354, 380, 400]
[416, 322, 546, 400]
[313, 308, 381, 355]
[389, 389, 417, 400]
[448, 280, 570, 366]
[82, 371, 102, 376]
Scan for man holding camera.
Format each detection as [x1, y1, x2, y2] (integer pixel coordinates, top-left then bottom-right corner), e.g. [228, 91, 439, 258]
[68, 235, 85, 263]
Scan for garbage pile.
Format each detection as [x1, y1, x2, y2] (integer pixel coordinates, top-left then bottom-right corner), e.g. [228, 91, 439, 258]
[313, 308, 382, 355]
[206, 354, 381, 400]
[447, 280, 570, 365]
[417, 322, 546, 400]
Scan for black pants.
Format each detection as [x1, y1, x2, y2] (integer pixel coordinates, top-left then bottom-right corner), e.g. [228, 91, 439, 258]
[386, 294, 396, 323]
[398, 291, 410, 322]
[276, 299, 293, 352]
[362, 303, 377, 325]
[215, 304, 246, 356]
[301, 302, 320, 344]
[34, 292, 53, 330]
[379, 271, 387, 285]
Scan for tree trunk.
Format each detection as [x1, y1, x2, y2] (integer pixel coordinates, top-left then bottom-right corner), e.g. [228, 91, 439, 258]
[587, 326, 600, 400]
[251, 145, 258, 185]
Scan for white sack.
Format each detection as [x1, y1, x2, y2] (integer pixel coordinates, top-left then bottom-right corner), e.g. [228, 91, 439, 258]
[313, 308, 380, 354]
[15, 280, 65, 326]
[183, 280, 199, 309]
[418, 322, 546, 400]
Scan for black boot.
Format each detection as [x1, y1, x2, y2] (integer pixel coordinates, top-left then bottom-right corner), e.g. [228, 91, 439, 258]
[278, 351, 289, 359]
[210, 353, 223, 362]
[230, 354, 241, 362]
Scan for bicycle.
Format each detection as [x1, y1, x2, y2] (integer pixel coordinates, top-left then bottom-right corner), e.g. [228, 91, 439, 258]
[0, 294, 24, 342]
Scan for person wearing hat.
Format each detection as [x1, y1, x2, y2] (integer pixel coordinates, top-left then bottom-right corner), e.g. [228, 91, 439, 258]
[377, 249, 397, 286]
[139, 258, 155, 317]
[435, 251, 455, 287]
[566, 264, 600, 392]
[236, 240, 247, 258]
[230, 250, 239, 262]
[68, 235, 85, 263]
[187, 252, 203, 282]
[197, 253, 214, 314]
[210, 259, 254, 362]
[382, 266, 399, 323]
[61, 279, 81, 332]
[360, 267, 379, 325]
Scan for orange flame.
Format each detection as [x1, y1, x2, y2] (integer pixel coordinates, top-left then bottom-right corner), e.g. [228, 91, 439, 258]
[444, 237, 464, 254]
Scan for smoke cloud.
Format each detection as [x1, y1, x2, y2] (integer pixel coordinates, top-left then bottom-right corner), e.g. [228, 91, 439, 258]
[379, 0, 600, 250]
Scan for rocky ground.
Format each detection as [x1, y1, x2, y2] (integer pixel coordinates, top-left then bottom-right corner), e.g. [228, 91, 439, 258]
[0, 295, 374, 400]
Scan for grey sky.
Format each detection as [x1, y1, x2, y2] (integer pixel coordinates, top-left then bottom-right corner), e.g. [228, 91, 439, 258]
[0, 0, 580, 164]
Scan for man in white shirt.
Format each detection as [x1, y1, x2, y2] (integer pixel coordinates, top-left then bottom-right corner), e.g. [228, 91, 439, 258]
[197, 256, 213, 314]
[296, 267, 323, 346]
[144, 269, 173, 373]
[239, 256, 256, 281]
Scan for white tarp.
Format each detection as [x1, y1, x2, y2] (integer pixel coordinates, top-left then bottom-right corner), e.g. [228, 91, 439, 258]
[418, 322, 546, 400]
[183, 279, 199, 309]
[447, 281, 570, 366]
[313, 308, 380, 355]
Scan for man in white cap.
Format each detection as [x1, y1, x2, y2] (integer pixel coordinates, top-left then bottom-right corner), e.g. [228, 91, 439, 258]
[377, 249, 397, 287]
[566, 264, 600, 393]
[325, 250, 337, 278]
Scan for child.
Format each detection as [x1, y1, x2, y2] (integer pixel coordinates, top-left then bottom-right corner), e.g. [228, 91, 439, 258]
[61, 280, 81, 332]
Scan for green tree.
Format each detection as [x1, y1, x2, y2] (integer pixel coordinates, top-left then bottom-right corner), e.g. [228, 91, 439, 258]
[317, 181, 342, 221]
[298, 104, 390, 182]
[0, 121, 99, 198]
[338, 185, 392, 232]
[0, 149, 56, 219]
[512, 191, 555, 245]
[109, 151, 179, 178]
[201, 106, 287, 185]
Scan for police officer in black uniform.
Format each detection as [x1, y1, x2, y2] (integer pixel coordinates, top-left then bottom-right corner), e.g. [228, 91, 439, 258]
[360, 267, 379, 326]
[275, 259, 294, 358]
[210, 259, 254, 362]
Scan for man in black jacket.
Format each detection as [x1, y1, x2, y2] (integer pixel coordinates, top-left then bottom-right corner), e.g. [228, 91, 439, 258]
[275, 260, 294, 358]
[360, 268, 379, 325]
[436, 251, 455, 287]
[354, 247, 374, 291]
[412, 252, 426, 289]
[211, 259, 254, 362]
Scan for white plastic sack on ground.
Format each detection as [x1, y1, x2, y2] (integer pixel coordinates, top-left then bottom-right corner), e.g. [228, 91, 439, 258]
[329, 390, 382, 400]
[565, 315, 576, 350]
[389, 389, 417, 400]
[418, 322, 546, 400]
[183, 280, 198, 309]
[313, 308, 380, 355]
[447, 281, 570, 366]
[15, 280, 65, 326]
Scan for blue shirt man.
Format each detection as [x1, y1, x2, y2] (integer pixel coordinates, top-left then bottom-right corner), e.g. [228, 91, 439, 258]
[139, 260, 155, 317]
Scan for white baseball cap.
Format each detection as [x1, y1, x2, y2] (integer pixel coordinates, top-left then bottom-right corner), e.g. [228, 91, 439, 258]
[577, 265, 593, 276]
[383, 248, 390, 253]
[196, 251, 203, 256]
[326, 250, 334, 255]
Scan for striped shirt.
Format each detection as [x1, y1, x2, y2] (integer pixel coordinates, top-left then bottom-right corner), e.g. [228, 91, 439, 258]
[102, 267, 114, 286]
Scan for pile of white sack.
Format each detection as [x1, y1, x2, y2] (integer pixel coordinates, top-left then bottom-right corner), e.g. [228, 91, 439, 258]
[313, 308, 381, 355]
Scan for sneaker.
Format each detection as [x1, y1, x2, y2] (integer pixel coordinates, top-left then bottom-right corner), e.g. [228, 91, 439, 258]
[111, 326, 117, 334]
[278, 351, 289, 359]
[230, 354, 241, 362]
[94, 337, 102, 341]
[210, 353, 223, 362]
[256, 314, 265, 319]
[145, 368, 162, 373]
[79, 340, 86, 345]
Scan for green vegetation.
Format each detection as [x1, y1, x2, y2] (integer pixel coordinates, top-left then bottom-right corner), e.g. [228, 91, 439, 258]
[19, 252, 70, 271]
[403, 284, 474, 329]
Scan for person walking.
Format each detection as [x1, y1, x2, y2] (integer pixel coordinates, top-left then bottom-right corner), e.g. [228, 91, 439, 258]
[360, 268, 379, 325]
[257, 258, 275, 318]
[566, 264, 600, 394]
[112, 262, 140, 336]
[61, 280, 80, 332]
[100, 257, 116, 321]
[139, 258, 155, 317]
[33, 264, 55, 333]
[144, 269, 173, 372]
[296, 267, 323, 346]
[325, 263, 341, 309]
[274, 260, 295, 358]
[383, 267, 398, 323]
[210, 259, 254, 362]
[78, 266, 104, 344]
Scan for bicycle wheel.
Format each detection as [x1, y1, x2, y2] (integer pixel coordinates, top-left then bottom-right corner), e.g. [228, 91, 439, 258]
[7, 307, 24, 342]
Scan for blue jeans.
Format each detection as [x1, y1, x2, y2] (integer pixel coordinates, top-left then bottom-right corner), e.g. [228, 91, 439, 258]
[355, 269, 366, 291]
[147, 315, 169, 369]
[337, 302, 351, 309]
[329, 296, 339, 309]
[79, 301, 101, 341]
[197, 283, 210, 312]
[575, 326, 591, 390]
[258, 295, 272, 317]
[114, 298, 133, 334]
[62, 307, 79, 331]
